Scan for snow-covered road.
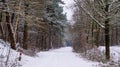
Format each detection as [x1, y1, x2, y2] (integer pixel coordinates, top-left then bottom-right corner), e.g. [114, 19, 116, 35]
[21, 47, 97, 67]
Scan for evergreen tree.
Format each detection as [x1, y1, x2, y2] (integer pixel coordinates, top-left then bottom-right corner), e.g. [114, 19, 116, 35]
[44, 0, 67, 48]
[45, 0, 66, 24]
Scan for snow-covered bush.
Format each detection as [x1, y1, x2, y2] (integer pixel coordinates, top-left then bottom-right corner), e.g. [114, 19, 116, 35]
[81, 46, 120, 67]
[98, 52, 120, 67]
[80, 48, 106, 62]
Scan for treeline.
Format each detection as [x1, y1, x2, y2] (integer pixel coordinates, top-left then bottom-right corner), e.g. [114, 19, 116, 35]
[70, 0, 120, 60]
[0, 0, 66, 51]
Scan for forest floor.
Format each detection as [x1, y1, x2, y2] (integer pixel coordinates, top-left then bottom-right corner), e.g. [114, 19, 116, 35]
[21, 47, 98, 67]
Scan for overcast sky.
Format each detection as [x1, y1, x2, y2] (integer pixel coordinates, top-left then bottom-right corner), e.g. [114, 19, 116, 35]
[62, 0, 75, 21]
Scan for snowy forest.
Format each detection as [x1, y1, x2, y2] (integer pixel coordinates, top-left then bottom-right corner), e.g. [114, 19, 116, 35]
[0, 0, 120, 67]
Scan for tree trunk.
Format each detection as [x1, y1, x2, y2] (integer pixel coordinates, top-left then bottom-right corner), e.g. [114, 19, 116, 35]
[0, 12, 5, 40]
[6, 12, 16, 49]
[95, 26, 100, 47]
[116, 26, 118, 45]
[105, 0, 110, 60]
[23, 0, 29, 49]
[49, 23, 53, 49]
[105, 18, 110, 60]
[23, 22, 28, 49]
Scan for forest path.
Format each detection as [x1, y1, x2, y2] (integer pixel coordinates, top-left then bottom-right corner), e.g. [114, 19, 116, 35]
[22, 47, 97, 67]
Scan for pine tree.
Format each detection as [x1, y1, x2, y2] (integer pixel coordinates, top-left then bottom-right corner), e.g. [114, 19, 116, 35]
[44, 0, 67, 48]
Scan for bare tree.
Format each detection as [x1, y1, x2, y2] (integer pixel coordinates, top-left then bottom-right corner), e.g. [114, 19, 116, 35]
[73, 0, 120, 60]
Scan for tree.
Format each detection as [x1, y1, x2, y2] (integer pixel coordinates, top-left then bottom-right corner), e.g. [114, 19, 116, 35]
[23, 0, 29, 49]
[0, 0, 67, 51]
[73, 0, 120, 60]
[44, 0, 67, 49]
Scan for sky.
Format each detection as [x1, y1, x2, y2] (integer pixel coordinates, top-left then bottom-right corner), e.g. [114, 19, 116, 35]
[61, 0, 75, 41]
[61, 0, 75, 21]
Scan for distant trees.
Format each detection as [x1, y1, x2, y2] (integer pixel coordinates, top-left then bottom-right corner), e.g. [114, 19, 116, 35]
[71, 0, 120, 60]
[0, 0, 66, 51]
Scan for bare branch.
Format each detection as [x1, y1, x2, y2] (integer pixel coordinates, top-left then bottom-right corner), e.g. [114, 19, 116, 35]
[74, 0, 105, 29]
[109, 4, 120, 13]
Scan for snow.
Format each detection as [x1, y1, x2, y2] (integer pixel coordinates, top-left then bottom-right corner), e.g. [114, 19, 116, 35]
[21, 47, 98, 67]
[62, 0, 75, 22]
[99, 46, 120, 61]
[0, 39, 20, 67]
[1, 39, 120, 67]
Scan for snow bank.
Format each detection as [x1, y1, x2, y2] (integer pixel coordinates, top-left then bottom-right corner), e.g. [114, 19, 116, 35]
[0, 39, 20, 67]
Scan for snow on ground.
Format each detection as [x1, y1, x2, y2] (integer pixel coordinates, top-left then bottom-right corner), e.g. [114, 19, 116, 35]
[0, 39, 20, 67]
[21, 47, 98, 67]
[1, 39, 120, 67]
[99, 46, 120, 61]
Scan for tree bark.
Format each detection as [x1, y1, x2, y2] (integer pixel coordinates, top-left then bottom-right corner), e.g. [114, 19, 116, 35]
[23, 0, 28, 49]
[0, 12, 5, 40]
[23, 22, 28, 49]
[104, 0, 110, 60]
[105, 18, 110, 60]
[6, 12, 16, 49]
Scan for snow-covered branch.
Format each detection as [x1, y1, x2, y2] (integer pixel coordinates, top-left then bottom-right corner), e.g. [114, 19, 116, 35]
[74, 0, 105, 29]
